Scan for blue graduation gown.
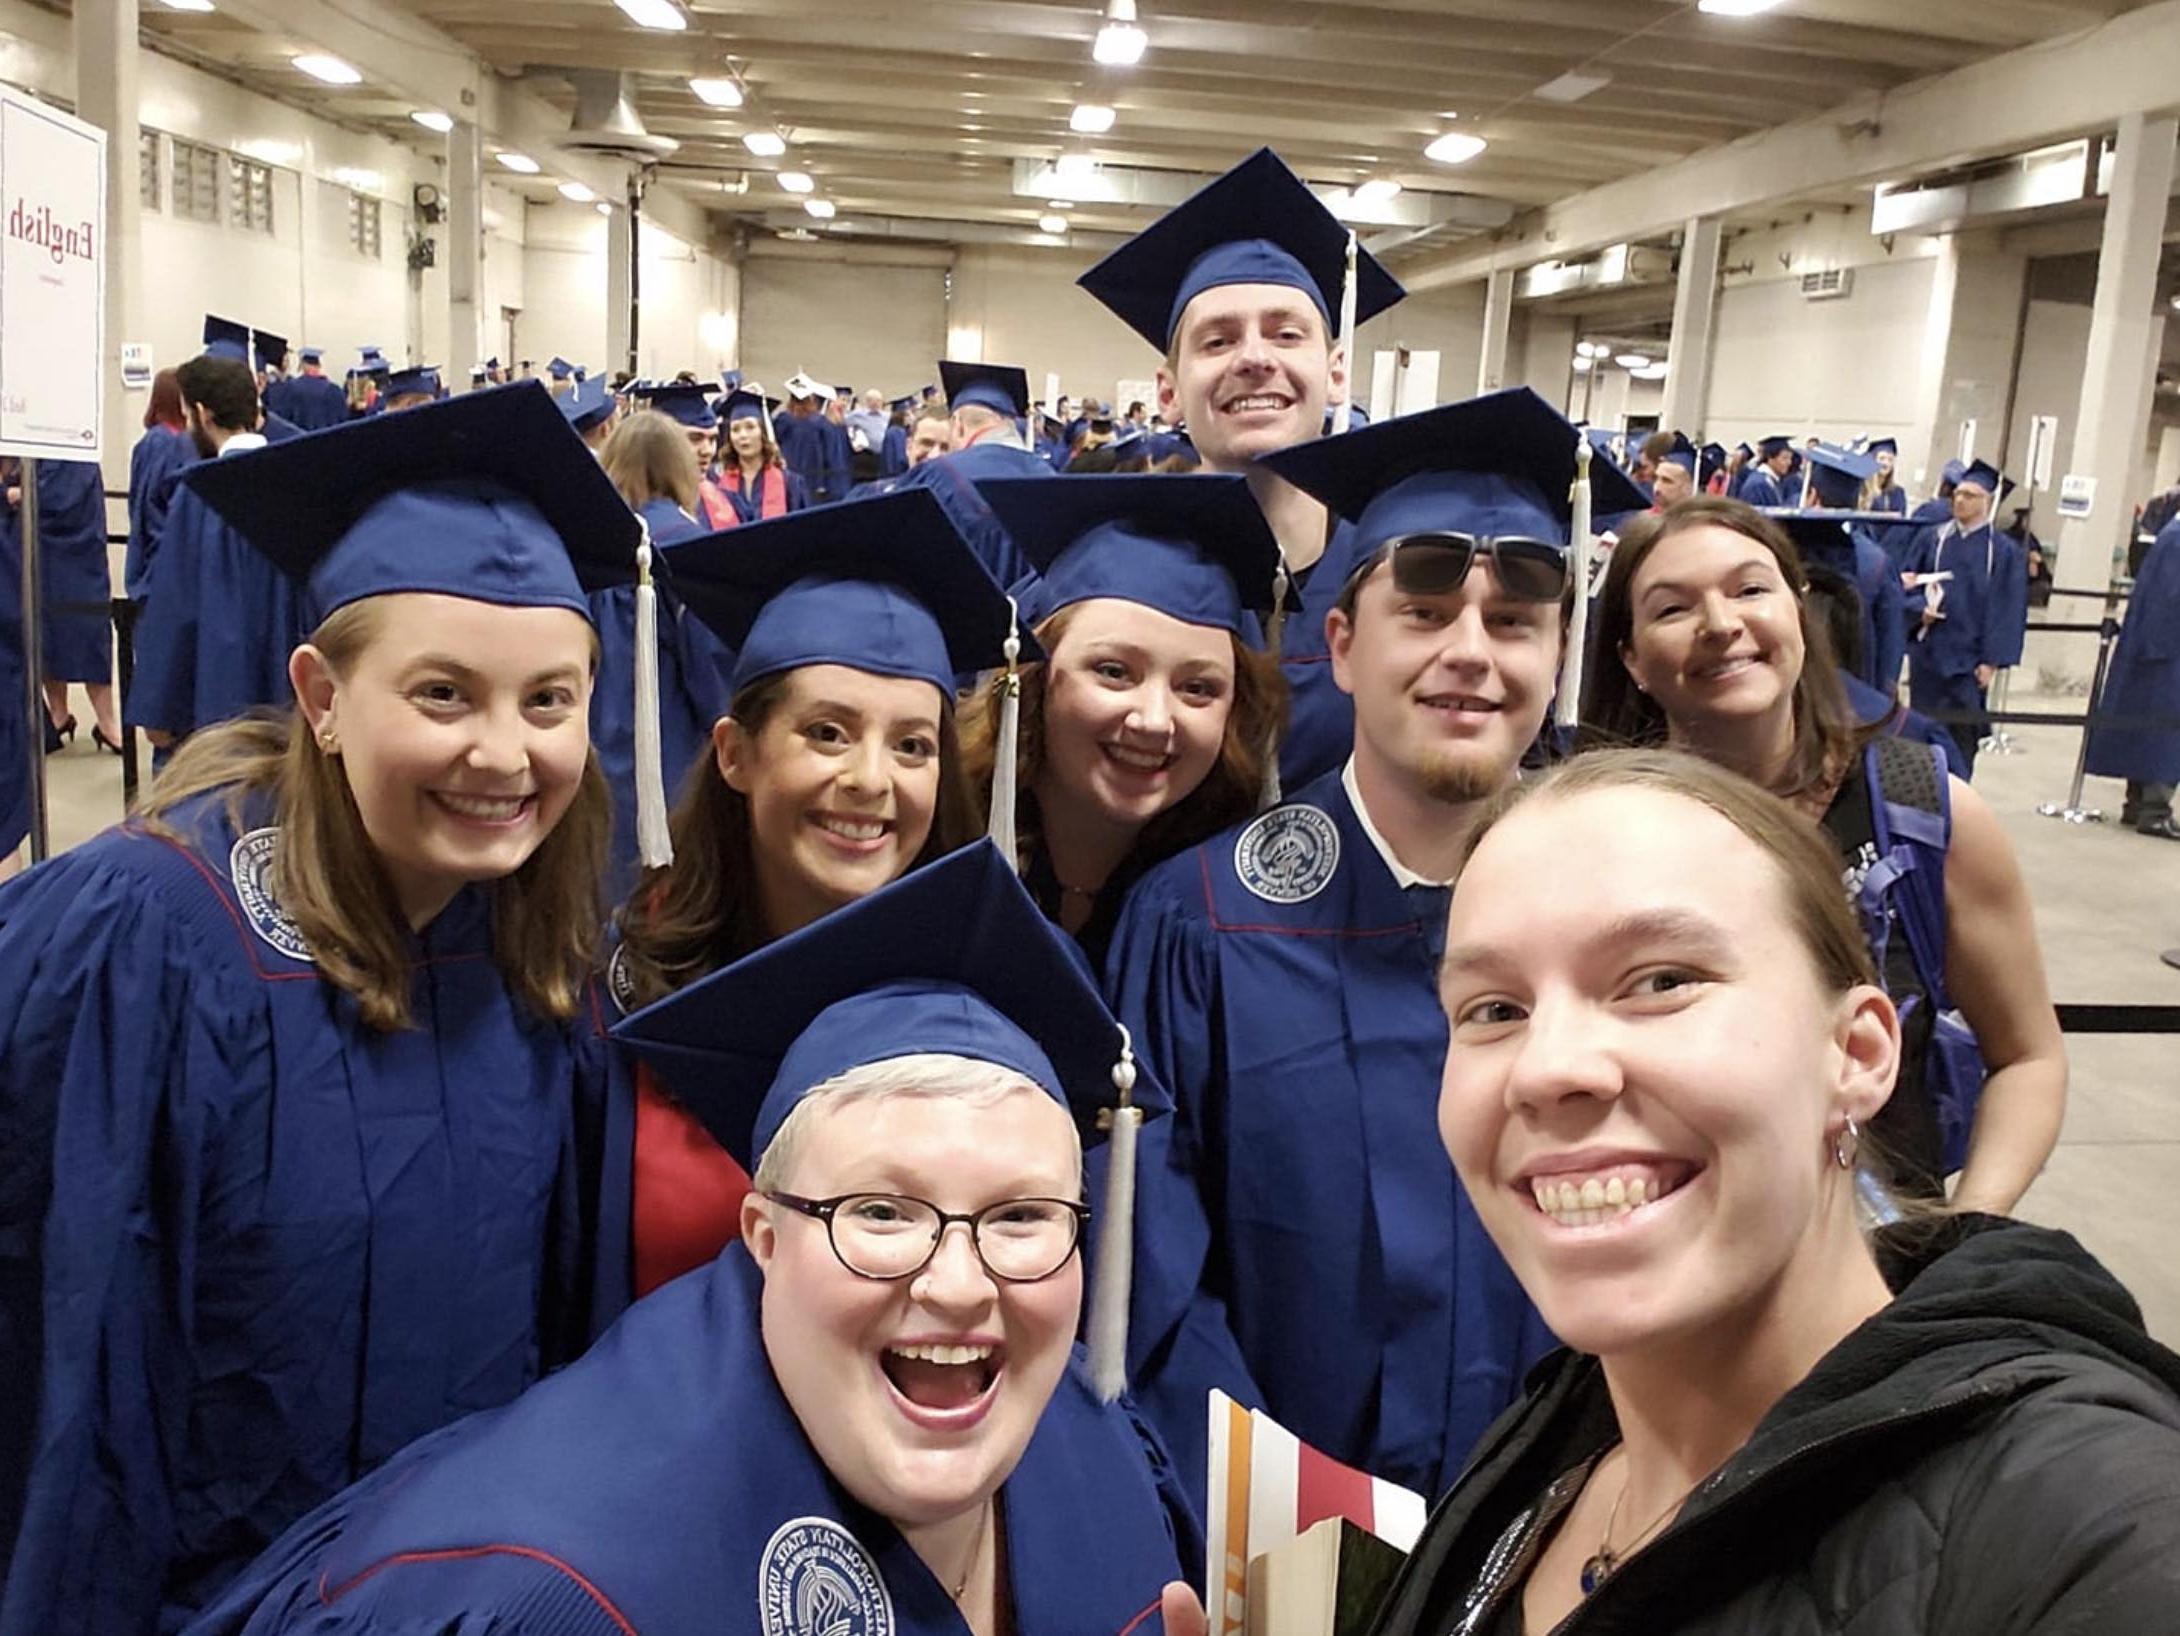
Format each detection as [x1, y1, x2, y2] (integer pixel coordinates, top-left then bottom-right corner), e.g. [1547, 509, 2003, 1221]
[0, 792, 591, 1636]
[5, 459, 110, 682]
[126, 479, 305, 737]
[1869, 483, 1908, 516]
[1842, 671, 1967, 779]
[1738, 468, 1789, 509]
[895, 439, 1049, 591]
[128, 426, 195, 598]
[882, 422, 909, 476]
[722, 467, 813, 525]
[1275, 518, 1365, 791]
[0, 505, 26, 855]
[186, 1248, 1194, 1636]
[1803, 522, 1907, 694]
[273, 375, 348, 433]
[2086, 517, 2180, 784]
[1101, 769, 1554, 1503]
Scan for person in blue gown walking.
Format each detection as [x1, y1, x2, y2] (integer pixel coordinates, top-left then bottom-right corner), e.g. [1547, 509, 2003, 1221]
[2086, 513, 2180, 839]
[0, 384, 643, 1636]
[2, 457, 119, 751]
[1902, 459, 2027, 774]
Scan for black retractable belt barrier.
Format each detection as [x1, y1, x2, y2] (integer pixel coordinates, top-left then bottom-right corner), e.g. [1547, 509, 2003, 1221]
[2055, 1003, 2180, 1035]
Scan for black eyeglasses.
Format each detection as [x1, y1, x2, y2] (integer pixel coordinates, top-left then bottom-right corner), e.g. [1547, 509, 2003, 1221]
[765, 1191, 1091, 1284]
[1382, 532, 1570, 603]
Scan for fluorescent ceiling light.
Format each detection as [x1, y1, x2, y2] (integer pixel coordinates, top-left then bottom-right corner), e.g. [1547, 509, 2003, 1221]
[596, 201, 613, 216]
[1635, 364, 1671, 380]
[1093, 0, 1147, 65]
[613, 0, 688, 30]
[1070, 104, 1116, 134]
[777, 170, 814, 194]
[410, 109, 454, 133]
[743, 131, 787, 157]
[804, 198, 836, 219]
[1535, 70, 1611, 103]
[1572, 356, 1594, 373]
[292, 53, 362, 85]
[1039, 213, 1069, 234]
[689, 78, 743, 108]
[1614, 353, 1650, 369]
[1054, 152, 1098, 181]
[1697, 0, 1785, 13]
[1574, 341, 1602, 358]
[495, 151, 541, 174]
[1047, 200, 1071, 210]
[557, 180, 596, 203]
[1353, 178, 1403, 205]
[1425, 132, 1487, 165]
[159, 0, 217, 12]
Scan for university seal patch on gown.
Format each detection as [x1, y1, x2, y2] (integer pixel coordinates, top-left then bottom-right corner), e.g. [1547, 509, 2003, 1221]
[1233, 803, 1340, 904]
[760, 1516, 896, 1636]
[228, 828, 315, 964]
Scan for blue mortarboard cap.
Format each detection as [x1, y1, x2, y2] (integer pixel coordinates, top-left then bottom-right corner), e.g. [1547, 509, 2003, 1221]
[939, 360, 1031, 418]
[299, 346, 323, 365]
[1865, 437, 1898, 458]
[1956, 458, 2014, 500]
[203, 315, 251, 363]
[1699, 442, 1728, 483]
[558, 373, 616, 434]
[611, 841, 1160, 1170]
[1941, 458, 1968, 487]
[977, 474, 1280, 640]
[720, 369, 744, 392]
[1804, 443, 1877, 508]
[358, 346, 389, 376]
[1659, 445, 1698, 477]
[1758, 434, 1795, 458]
[1261, 387, 1651, 559]
[637, 382, 718, 430]
[1766, 509, 1921, 572]
[721, 387, 769, 424]
[890, 394, 920, 416]
[383, 365, 443, 401]
[546, 356, 575, 380]
[1734, 441, 1753, 459]
[177, 382, 639, 623]
[485, 357, 502, 371]
[665, 486, 1037, 698]
[253, 330, 289, 371]
[1077, 147, 1406, 350]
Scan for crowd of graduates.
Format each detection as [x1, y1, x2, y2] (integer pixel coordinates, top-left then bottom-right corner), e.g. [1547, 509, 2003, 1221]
[4, 147, 2180, 1636]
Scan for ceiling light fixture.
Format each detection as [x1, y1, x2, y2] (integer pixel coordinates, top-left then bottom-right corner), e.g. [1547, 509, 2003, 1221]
[1696, 0, 1785, 13]
[613, 0, 689, 31]
[292, 53, 363, 85]
[158, 0, 217, 12]
[557, 180, 596, 203]
[1614, 353, 1650, 369]
[1535, 70, 1611, 103]
[495, 151, 541, 174]
[1093, 0, 1148, 65]
[688, 77, 743, 108]
[1039, 213, 1069, 234]
[1354, 178, 1403, 205]
[596, 201, 613, 216]
[777, 170, 815, 193]
[1070, 103, 1116, 134]
[1054, 152, 1098, 181]
[804, 198, 836, 219]
[1424, 131, 1487, 165]
[743, 131, 787, 157]
[1635, 363, 1671, 380]
[1572, 356, 1594, 373]
[410, 109, 455, 133]
[1574, 341, 1603, 359]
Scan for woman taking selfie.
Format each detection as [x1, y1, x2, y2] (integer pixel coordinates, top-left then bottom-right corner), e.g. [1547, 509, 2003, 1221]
[1369, 749, 2180, 1636]
[962, 473, 1285, 967]
[0, 386, 627, 1635]
[591, 487, 1005, 1313]
[1585, 497, 2064, 1208]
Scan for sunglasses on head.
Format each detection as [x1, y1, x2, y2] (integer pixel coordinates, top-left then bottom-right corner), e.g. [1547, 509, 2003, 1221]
[1382, 532, 1570, 603]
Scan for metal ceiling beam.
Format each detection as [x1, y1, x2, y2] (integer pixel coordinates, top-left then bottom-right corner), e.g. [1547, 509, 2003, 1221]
[1398, 0, 2180, 292]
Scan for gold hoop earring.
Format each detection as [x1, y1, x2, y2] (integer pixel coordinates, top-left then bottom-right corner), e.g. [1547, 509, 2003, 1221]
[1831, 1115, 1862, 1172]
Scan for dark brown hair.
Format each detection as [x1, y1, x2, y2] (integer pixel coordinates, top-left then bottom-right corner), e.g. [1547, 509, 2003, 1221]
[138, 601, 608, 1031]
[613, 673, 980, 1009]
[958, 602, 1288, 877]
[1585, 495, 1872, 804]
[144, 368, 186, 432]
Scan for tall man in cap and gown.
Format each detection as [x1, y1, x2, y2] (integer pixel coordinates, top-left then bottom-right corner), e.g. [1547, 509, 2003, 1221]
[185, 846, 1199, 1635]
[1903, 459, 2027, 774]
[1103, 388, 1649, 1503]
[1077, 147, 1406, 793]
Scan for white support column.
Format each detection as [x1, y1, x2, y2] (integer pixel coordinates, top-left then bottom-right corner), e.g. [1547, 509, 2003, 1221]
[73, 0, 139, 491]
[446, 119, 485, 380]
[1476, 267, 1515, 395]
[2058, 112, 2179, 583]
[605, 197, 634, 375]
[1660, 215, 1721, 435]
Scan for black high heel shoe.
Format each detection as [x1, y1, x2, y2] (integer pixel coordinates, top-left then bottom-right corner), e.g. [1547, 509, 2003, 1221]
[43, 713, 76, 754]
[91, 723, 123, 756]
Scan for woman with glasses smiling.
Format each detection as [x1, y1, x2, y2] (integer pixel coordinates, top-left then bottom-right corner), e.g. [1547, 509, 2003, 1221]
[187, 845, 1200, 1636]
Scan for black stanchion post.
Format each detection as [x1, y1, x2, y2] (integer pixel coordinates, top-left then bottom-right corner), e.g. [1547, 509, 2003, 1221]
[20, 455, 49, 862]
[2037, 616, 2119, 825]
[113, 595, 140, 809]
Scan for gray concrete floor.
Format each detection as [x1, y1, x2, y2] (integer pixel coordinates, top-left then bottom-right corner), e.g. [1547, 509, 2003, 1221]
[13, 678, 2180, 1341]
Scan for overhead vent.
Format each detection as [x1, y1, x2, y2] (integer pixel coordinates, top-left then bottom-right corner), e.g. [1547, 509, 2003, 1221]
[561, 69, 678, 158]
[1800, 267, 1853, 301]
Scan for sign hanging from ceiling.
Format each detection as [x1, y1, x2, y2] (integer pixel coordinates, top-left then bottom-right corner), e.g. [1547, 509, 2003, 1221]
[0, 84, 107, 461]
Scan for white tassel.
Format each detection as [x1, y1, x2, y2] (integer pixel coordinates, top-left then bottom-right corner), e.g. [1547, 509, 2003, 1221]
[633, 526, 674, 870]
[1334, 229, 1360, 432]
[1087, 1025, 1141, 1403]
[987, 597, 1023, 862]
[1557, 435, 1594, 732]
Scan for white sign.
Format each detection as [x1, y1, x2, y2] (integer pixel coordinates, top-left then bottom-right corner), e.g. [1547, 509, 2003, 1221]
[120, 341, 152, 389]
[2057, 473, 2096, 519]
[0, 86, 106, 459]
[1112, 377, 1155, 419]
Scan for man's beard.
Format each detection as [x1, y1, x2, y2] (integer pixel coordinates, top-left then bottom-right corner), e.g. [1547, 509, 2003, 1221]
[1417, 745, 1510, 806]
[188, 414, 218, 460]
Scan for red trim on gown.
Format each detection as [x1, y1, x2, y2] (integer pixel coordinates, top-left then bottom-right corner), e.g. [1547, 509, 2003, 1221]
[631, 1061, 753, 1299]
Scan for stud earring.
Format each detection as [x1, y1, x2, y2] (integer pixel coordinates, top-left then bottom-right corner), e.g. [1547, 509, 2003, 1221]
[1831, 1115, 1862, 1171]
[317, 727, 340, 754]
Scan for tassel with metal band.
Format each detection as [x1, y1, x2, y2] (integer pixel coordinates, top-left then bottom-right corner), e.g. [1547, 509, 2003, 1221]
[1087, 1024, 1141, 1403]
[1556, 434, 1595, 733]
[986, 595, 1024, 862]
[633, 521, 674, 869]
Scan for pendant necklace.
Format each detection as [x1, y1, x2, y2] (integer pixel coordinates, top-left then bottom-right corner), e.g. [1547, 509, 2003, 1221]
[1579, 1459, 1700, 1597]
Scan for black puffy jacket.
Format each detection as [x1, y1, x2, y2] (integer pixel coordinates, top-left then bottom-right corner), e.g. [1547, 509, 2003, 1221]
[1370, 1216, 2180, 1635]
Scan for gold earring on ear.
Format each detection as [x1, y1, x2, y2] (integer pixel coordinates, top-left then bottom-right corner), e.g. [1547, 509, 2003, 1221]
[1831, 1115, 1863, 1171]
[317, 726, 340, 755]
